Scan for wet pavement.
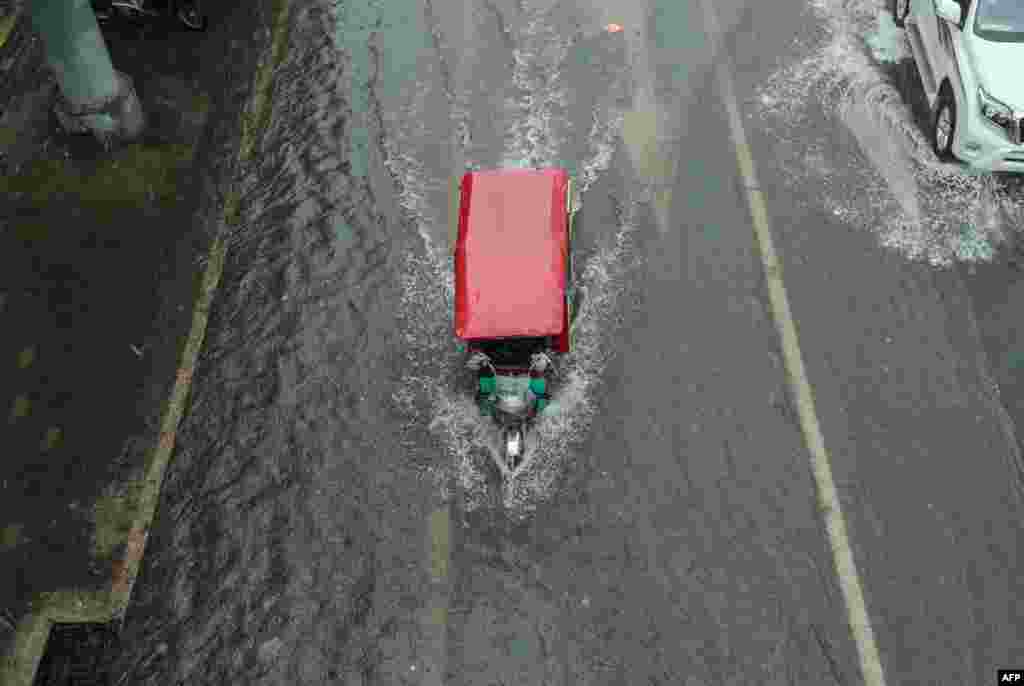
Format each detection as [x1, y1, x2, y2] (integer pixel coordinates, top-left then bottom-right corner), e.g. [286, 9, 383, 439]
[0, 0, 273, 666]
[6, 0, 1024, 683]
[117, 0, 1024, 682]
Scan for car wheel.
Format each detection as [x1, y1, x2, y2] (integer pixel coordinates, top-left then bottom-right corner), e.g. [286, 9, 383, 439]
[932, 92, 957, 162]
[891, 0, 910, 27]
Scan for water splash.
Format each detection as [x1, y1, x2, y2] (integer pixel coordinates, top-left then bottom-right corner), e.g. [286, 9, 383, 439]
[383, 5, 639, 517]
[575, 105, 625, 209]
[500, 209, 640, 519]
[388, 157, 640, 518]
[756, 0, 1021, 266]
[501, 9, 571, 168]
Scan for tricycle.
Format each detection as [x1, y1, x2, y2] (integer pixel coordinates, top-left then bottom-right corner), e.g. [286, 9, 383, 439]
[453, 167, 577, 475]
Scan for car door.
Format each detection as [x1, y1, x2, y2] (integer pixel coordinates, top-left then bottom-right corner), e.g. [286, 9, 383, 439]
[932, 1, 972, 67]
[915, 0, 945, 80]
[937, 0, 971, 96]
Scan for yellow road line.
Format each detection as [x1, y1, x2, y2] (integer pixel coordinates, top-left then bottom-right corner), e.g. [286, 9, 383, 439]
[421, 505, 450, 686]
[696, 2, 888, 685]
[430, 508, 450, 583]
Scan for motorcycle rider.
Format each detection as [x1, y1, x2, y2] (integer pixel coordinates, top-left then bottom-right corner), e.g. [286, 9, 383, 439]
[467, 348, 551, 418]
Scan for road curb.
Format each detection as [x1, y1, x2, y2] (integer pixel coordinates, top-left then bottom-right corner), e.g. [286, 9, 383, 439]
[0, 1, 292, 683]
[0, 1, 23, 55]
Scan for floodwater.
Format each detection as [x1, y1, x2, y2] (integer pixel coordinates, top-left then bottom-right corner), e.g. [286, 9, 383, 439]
[113, 0, 651, 682]
[110, 0, 1024, 684]
[756, 0, 1024, 265]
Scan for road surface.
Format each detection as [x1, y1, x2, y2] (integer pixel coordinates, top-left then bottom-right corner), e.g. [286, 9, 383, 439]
[111, 0, 1024, 684]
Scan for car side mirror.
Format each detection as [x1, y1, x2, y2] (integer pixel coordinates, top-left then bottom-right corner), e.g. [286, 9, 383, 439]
[934, 0, 963, 26]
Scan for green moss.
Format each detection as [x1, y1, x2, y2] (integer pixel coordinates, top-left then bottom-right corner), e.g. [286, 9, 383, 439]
[0, 586, 121, 684]
[239, 0, 292, 162]
[41, 426, 62, 452]
[0, 523, 25, 551]
[90, 477, 143, 560]
[0, 122, 18, 150]
[192, 91, 211, 118]
[0, 141, 196, 232]
[0, 610, 51, 685]
[12, 222, 50, 242]
[224, 188, 241, 226]
[0, 9, 19, 52]
[31, 588, 116, 621]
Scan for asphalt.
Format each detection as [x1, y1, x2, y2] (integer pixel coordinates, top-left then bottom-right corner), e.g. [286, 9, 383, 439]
[730, 3, 1024, 680]
[17, 0, 1024, 684]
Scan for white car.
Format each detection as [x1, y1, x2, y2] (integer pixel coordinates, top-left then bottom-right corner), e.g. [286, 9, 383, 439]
[893, 0, 1024, 172]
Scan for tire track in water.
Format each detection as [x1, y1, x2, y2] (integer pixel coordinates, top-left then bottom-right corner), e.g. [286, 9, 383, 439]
[501, 4, 571, 168]
[756, 0, 1024, 267]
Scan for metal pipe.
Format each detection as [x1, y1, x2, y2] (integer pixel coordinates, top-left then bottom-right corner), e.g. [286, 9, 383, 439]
[27, 0, 145, 146]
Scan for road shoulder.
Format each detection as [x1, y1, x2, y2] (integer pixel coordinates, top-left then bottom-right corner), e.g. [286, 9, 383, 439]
[0, 1, 293, 683]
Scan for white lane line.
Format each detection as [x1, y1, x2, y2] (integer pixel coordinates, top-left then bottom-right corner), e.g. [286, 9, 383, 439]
[696, 1, 888, 685]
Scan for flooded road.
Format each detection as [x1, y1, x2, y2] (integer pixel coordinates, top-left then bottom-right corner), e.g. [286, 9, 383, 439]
[112, 0, 1024, 684]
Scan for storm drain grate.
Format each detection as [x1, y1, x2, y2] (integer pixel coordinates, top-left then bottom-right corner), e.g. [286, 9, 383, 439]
[33, 621, 120, 686]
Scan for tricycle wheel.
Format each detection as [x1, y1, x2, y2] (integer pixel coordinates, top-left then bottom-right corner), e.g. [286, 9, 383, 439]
[891, 0, 910, 28]
[449, 175, 461, 255]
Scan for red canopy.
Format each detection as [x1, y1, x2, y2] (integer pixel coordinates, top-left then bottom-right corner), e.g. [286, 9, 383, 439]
[455, 168, 569, 341]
